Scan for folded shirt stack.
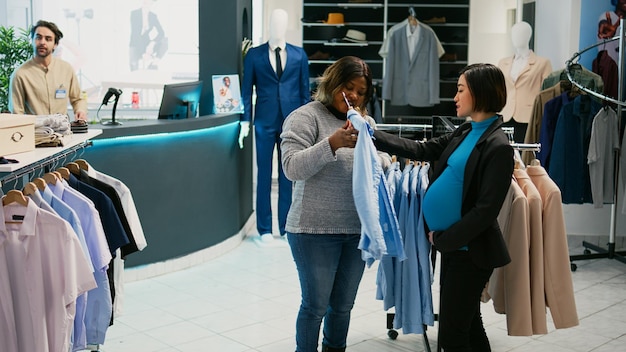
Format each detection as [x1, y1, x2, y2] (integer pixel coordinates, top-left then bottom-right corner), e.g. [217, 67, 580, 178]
[35, 126, 65, 147]
[34, 114, 72, 147]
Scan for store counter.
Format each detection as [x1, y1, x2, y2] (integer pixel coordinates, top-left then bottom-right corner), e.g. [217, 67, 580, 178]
[82, 114, 253, 268]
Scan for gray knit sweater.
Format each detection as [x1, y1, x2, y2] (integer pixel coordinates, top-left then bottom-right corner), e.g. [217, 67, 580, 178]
[280, 101, 387, 235]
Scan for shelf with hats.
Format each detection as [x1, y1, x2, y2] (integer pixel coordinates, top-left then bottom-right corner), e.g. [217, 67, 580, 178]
[302, 1, 386, 89]
[302, 0, 470, 121]
[304, 2, 384, 9]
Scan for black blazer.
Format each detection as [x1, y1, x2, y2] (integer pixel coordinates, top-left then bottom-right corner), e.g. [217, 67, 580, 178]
[373, 116, 513, 269]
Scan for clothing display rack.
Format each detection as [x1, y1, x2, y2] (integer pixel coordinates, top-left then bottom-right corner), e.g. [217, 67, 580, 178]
[0, 140, 92, 190]
[1, 131, 103, 352]
[377, 122, 432, 139]
[567, 20, 626, 268]
[378, 120, 435, 352]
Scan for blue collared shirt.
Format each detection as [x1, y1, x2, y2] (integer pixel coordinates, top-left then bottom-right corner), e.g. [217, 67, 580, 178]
[349, 109, 405, 266]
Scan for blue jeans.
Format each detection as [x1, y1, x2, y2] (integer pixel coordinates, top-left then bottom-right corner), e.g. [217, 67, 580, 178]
[288, 233, 365, 352]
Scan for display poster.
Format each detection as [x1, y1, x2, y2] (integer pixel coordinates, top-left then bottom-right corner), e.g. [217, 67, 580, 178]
[212, 74, 243, 114]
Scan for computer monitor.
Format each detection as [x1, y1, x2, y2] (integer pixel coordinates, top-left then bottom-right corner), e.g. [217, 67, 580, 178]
[158, 80, 204, 119]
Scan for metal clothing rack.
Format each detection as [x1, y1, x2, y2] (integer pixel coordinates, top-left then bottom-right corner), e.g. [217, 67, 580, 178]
[0, 140, 92, 190]
[378, 120, 435, 352]
[0, 132, 103, 352]
[566, 21, 626, 268]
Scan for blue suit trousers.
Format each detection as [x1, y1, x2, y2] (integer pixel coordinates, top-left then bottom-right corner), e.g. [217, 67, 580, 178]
[254, 119, 291, 236]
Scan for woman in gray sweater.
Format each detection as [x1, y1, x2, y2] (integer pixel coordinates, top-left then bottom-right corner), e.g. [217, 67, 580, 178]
[280, 56, 388, 352]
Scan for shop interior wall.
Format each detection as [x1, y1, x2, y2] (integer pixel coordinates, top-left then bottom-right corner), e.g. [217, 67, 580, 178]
[265, 0, 623, 237]
[1, 0, 623, 238]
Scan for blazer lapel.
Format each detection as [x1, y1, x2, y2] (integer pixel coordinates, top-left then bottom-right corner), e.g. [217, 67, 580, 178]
[283, 44, 299, 80]
[258, 42, 275, 78]
[500, 55, 514, 76]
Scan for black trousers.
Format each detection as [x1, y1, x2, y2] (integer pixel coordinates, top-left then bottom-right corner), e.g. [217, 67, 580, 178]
[438, 251, 493, 352]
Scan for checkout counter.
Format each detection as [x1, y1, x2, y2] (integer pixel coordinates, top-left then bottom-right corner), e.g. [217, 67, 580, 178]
[0, 114, 253, 270]
[82, 114, 254, 268]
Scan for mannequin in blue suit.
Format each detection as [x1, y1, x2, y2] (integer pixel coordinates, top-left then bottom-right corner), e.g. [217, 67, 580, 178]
[240, 9, 310, 242]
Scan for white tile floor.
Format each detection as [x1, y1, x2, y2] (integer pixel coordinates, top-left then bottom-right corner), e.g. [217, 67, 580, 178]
[97, 230, 626, 352]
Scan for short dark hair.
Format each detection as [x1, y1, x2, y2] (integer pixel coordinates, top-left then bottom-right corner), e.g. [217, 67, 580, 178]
[459, 63, 507, 113]
[314, 56, 373, 112]
[30, 20, 63, 45]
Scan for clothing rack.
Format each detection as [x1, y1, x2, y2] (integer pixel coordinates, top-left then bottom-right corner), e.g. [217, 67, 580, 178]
[0, 140, 92, 190]
[511, 143, 541, 151]
[377, 123, 431, 138]
[566, 20, 626, 268]
[1, 130, 103, 352]
[379, 119, 434, 352]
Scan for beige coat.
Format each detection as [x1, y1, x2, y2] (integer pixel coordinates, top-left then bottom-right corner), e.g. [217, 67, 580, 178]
[498, 51, 553, 124]
[514, 169, 548, 334]
[487, 179, 533, 336]
[526, 165, 579, 329]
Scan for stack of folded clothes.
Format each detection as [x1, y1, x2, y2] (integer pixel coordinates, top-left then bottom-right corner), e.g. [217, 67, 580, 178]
[35, 114, 72, 147]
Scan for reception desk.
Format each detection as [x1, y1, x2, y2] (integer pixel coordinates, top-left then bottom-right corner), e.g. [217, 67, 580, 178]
[82, 114, 253, 268]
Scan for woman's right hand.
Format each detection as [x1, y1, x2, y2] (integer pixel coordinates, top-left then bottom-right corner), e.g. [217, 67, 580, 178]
[329, 120, 358, 153]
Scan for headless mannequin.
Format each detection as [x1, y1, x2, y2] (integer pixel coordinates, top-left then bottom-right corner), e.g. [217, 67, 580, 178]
[238, 9, 288, 146]
[240, 8, 309, 241]
[509, 21, 532, 82]
[498, 21, 552, 143]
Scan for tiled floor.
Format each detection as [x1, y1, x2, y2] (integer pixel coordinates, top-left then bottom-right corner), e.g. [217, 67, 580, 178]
[98, 231, 626, 352]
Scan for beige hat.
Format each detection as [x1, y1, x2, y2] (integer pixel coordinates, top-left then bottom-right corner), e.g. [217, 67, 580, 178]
[324, 13, 344, 25]
[343, 29, 367, 43]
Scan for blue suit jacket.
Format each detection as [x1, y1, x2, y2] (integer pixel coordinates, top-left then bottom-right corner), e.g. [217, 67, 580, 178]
[242, 42, 309, 127]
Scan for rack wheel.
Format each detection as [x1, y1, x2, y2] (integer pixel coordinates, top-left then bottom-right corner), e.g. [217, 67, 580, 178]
[571, 262, 577, 272]
[388, 329, 398, 340]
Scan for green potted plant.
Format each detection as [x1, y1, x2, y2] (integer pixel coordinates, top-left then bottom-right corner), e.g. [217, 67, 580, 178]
[0, 26, 32, 112]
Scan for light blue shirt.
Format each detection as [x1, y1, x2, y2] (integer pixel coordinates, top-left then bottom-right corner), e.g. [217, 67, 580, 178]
[386, 161, 402, 212]
[377, 161, 435, 333]
[376, 162, 412, 311]
[26, 189, 57, 215]
[39, 185, 94, 350]
[398, 163, 425, 333]
[48, 180, 114, 347]
[48, 181, 112, 271]
[349, 109, 405, 266]
[40, 186, 93, 272]
[416, 163, 434, 326]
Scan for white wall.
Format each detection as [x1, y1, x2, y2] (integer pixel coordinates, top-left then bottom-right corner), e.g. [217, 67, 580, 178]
[534, 0, 581, 70]
[468, 0, 581, 70]
[266, 0, 616, 237]
[259, 0, 302, 46]
[468, 0, 516, 65]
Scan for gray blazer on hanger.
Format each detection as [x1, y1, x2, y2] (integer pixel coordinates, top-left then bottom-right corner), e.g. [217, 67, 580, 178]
[382, 23, 440, 107]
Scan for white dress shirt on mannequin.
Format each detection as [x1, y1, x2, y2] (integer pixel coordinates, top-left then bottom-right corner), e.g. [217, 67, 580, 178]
[510, 21, 532, 82]
[497, 21, 553, 125]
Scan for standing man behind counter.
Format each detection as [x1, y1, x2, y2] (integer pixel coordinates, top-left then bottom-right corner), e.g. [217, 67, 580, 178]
[9, 20, 87, 121]
[240, 9, 310, 243]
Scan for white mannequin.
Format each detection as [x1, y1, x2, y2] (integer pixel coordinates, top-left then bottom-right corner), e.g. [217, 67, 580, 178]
[239, 9, 289, 148]
[509, 21, 532, 82]
[268, 8, 288, 48]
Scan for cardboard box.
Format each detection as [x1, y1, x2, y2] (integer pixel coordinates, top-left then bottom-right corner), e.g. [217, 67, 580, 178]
[0, 113, 35, 156]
